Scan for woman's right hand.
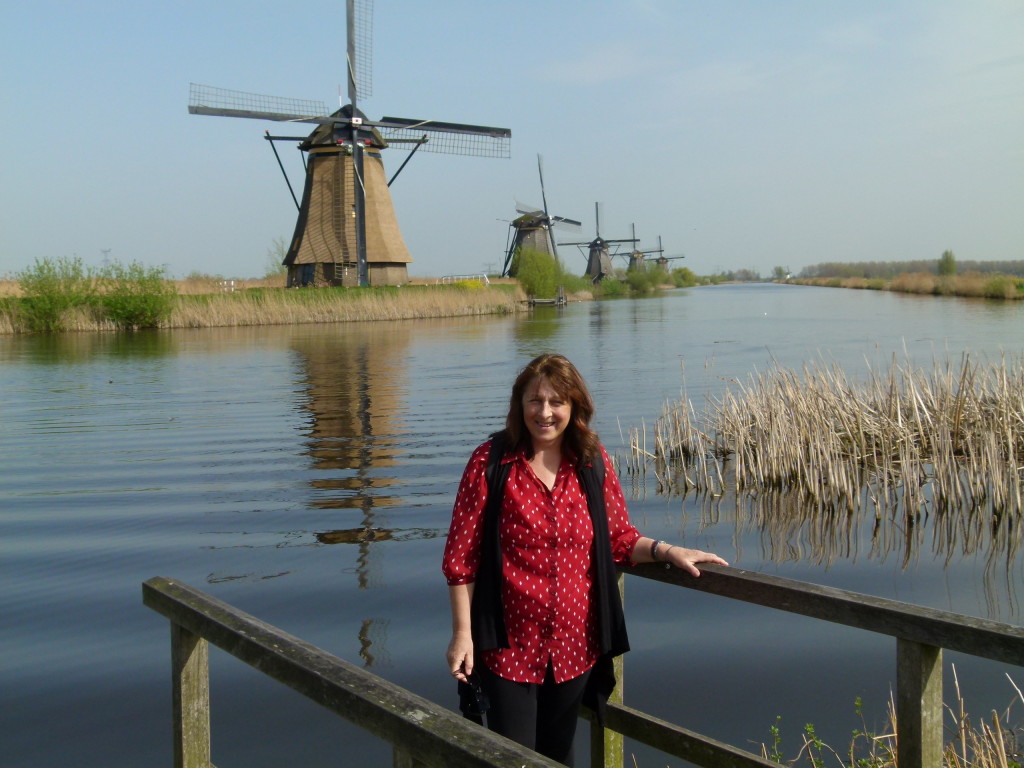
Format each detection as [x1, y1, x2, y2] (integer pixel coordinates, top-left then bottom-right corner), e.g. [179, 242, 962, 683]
[447, 631, 474, 683]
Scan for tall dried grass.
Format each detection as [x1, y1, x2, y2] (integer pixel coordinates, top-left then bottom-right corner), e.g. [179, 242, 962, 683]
[175, 274, 286, 295]
[629, 354, 1024, 520]
[793, 272, 1023, 300]
[0, 283, 526, 333]
[759, 666, 1022, 767]
[169, 285, 524, 328]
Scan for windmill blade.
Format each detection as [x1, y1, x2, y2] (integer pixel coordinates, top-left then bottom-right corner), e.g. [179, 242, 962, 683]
[515, 201, 545, 217]
[550, 216, 582, 230]
[189, 83, 331, 124]
[537, 155, 550, 220]
[378, 116, 510, 137]
[378, 116, 510, 158]
[536, 153, 560, 259]
[347, 0, 374, 104]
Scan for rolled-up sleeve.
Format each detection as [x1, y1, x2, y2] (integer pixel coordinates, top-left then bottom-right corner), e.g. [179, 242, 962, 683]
[442, 441, 491, 586]
[600, 445, 641, 565]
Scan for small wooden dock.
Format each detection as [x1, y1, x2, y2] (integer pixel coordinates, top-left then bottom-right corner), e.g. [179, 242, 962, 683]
[528, 285, 567, 306]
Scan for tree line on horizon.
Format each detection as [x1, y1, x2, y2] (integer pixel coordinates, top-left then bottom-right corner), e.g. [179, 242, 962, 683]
[798, 257, 1024, 280]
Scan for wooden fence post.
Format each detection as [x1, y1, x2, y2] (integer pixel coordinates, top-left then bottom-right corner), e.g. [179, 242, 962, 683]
[896, 638, 943, 768]
[590, 573, 625, 768]
[172, 622, 211, 768]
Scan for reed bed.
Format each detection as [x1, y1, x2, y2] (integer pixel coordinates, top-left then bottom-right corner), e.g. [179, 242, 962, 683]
[791, 272, 1024, 300]
[628, 355, 1024, 521]
[169, 285, 524, 328]
[0, 284, 526, 333]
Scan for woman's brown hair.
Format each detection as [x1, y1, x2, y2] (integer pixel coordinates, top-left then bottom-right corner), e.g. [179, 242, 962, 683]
[502, 353, 599, 467]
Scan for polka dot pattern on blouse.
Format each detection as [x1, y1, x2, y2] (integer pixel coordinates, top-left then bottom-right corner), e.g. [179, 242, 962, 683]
[442, 440, 641, 684]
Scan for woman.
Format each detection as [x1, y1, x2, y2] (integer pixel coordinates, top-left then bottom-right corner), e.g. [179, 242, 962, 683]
[442, 354, 728, 766]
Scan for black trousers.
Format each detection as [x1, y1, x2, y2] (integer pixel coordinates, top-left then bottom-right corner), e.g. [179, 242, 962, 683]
[478, 662, 592, 767]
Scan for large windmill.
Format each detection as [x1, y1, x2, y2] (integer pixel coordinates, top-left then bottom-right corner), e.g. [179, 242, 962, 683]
[188, 0, 511, 287]
[559, 203, 637, 283]
[501, 155, 580, 277]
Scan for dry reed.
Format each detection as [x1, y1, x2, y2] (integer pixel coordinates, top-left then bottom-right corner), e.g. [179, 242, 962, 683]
[168, 285, 524, 328]
[630, 354, 1024, 521]
[756, 665, 1022, 767]
[0, 284, 526, 333]
[791, 272, 1023, 300]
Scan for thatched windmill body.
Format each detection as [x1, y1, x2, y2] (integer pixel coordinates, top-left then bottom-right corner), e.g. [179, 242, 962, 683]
[502, 155, 580, 277]
[188, 0, 511, 287]
[559, 203, 637, 282]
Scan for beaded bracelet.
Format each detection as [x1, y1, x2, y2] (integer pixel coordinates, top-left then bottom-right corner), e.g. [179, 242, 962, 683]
[650, 539, 667, 562]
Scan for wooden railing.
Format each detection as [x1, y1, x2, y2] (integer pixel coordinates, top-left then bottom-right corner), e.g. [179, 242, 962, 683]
[143, 576, 564, 768]
[595, 563, 1024, 768]
[143, 568, 1024, 768]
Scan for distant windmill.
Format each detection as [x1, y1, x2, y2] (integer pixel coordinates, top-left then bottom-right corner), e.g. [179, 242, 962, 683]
[621, 228, 685, 272]
[188, 0, 511, 287]
[559, 203, 637, 282]
[649, 235, 686, 271]
[502, 155, 580, 277]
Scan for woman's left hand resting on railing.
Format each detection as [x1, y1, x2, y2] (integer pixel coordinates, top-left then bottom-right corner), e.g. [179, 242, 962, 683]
[631, 537, 729, 576]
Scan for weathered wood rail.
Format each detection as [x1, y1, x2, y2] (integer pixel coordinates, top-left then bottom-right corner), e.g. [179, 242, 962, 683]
[143, 566, 1023, 768]
[605, 563, 1024, 768]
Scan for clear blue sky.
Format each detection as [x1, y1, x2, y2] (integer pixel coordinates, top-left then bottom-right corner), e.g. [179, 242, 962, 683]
[2, 1, 1022, 280]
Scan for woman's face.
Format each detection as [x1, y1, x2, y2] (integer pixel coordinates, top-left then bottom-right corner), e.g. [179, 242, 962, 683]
[521, 375, 571, 451]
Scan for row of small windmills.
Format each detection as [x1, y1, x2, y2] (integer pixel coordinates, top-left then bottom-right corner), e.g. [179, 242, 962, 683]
[502, 175, 686, 283]
[188, 0, 680, 287]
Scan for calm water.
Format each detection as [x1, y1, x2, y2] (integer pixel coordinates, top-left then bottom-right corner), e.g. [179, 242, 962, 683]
[2, 283, 1022, 767]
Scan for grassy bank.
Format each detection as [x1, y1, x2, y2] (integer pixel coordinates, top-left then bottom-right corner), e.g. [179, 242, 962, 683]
[0, 280, 527, 334]
[789, 271, 1024, 299]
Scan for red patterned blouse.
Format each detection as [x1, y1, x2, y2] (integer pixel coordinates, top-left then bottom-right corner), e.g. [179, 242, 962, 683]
[442, 439, 641, 684]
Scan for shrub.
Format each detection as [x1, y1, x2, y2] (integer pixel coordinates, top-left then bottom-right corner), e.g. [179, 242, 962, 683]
[625, 269, 659, 295]
[16, 256, 97, 332]
[515, 248, 558, 298]
[938, 249, 957, 276]
[594, 277, 625, 297]
[97, 261, 177, 329]
[671, 267, 698, 287]
[556, 271, 593, 295]
[983, 275, 1015, 299]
